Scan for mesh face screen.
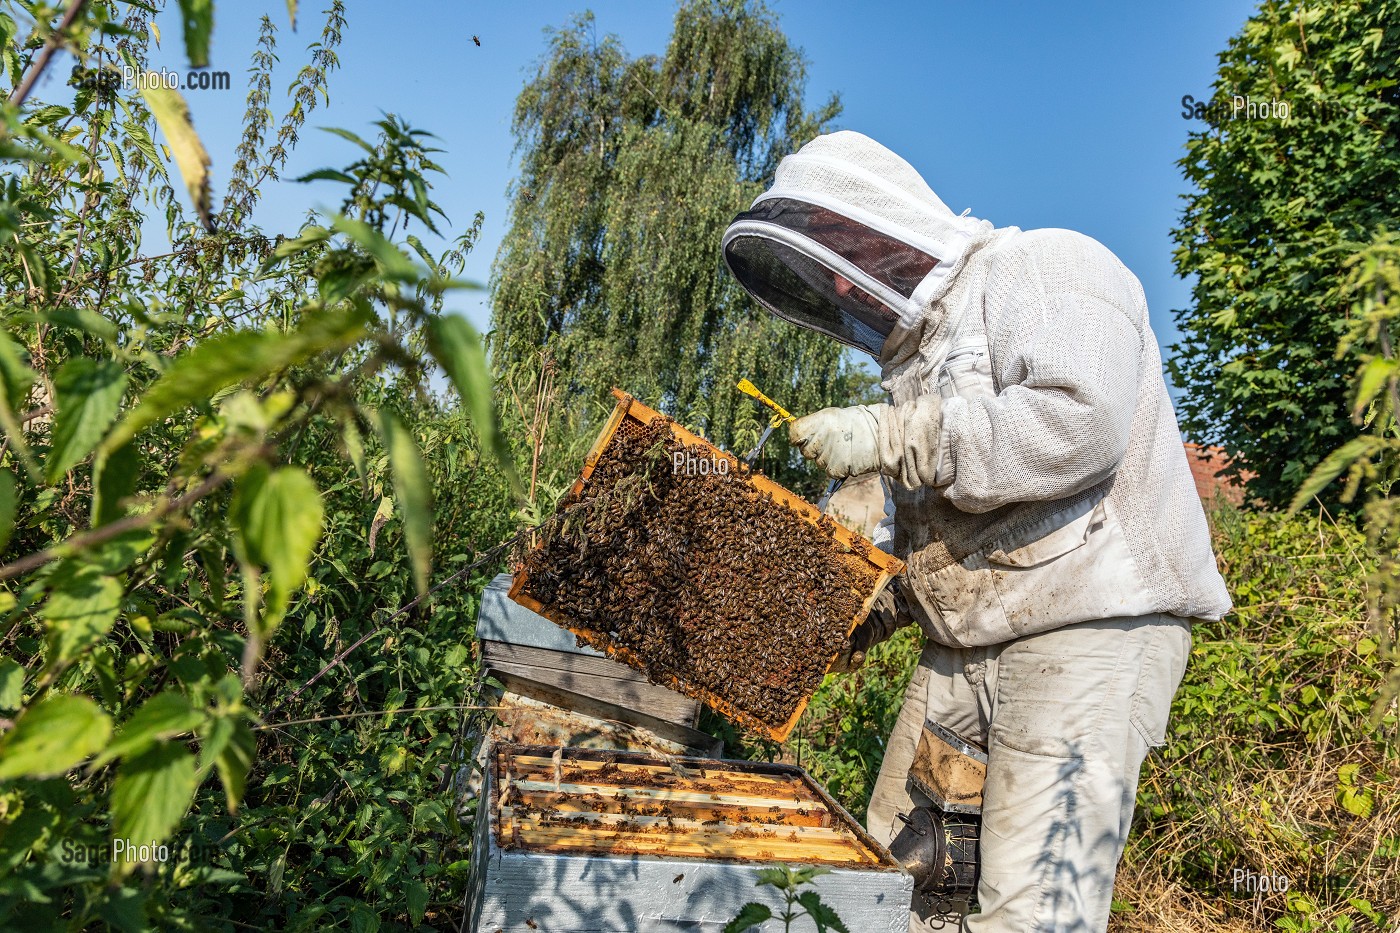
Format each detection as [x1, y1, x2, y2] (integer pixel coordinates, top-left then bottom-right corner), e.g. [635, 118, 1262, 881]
[736, 198, 939, 298]
[725, 234, 899, 357]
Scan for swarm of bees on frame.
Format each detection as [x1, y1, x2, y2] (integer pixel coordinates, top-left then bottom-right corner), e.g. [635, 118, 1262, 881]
[519, 416, 879, 730]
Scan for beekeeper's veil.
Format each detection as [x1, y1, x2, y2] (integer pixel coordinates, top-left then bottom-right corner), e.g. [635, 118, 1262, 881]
[722, 131, 989, 357]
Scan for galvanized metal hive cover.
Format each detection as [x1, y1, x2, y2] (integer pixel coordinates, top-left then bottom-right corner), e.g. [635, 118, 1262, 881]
[464, 744, 913, 932]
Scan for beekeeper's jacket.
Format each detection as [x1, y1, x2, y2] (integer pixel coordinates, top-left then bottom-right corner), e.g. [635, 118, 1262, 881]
[722, 131, 1232, 647]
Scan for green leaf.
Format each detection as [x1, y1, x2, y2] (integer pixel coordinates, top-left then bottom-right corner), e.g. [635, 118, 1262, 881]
[0, 658, 24, 710]
[139, 81, 212, 229]
[1352, 356, 1397, 416]
[1286, 436, 1383, 513]
[93, 692, 205, 768]
[0, 331, 39, 479]
[0, 800, 54, 873]
[30, 308, 119, 342]
[1339, 785, 1374, 818]
[317, 253, 375, 305]
[101, 307, 369, 455]
[0, 330, 37, 414]
[341, 414, 367, 487]
[42, 565, 123, 667]
[723, 902, 772, 933]
[797, 890, 850, 933]
[320, 125, 375, 154]
[294, 167, 354, 185]
[349, 904, 380, 933]
[84, 529, 156, 575]
[199, 715, 254, 811]
[0, 468, 14, 554]
[331, 214, 418, 281]
[46, 357, 128, 483]
[176, 0, 213, 68]
[126, 120, 162, 168]
[404, 233, 436, 269]
[0, 694, 112, 780]
[92, 442, 140, 526]
[425, 315, 522, 497]
[109, 743, 198, 874]
[375, 410, 432, 594]
[229, 465, 324, 622]
[755, 866, 791, 889]
[97, 886, 147, 933]
[406, 879, 430, 925]
[259, 225, 331, 274]
[285, 0, 297, 29]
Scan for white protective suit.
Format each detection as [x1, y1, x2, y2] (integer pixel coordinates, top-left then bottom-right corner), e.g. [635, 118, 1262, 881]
[721, 131, 1232, 931]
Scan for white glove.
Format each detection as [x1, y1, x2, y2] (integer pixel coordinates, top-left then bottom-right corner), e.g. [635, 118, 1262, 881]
[789, 405, 886, 478]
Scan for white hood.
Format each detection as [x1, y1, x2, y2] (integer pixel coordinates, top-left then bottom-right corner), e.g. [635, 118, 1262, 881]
[722, 131, 993, 356]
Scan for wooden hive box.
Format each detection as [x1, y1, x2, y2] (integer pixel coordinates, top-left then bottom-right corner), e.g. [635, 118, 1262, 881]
[509, 391, 904, 742]
[463, 743, 912, 932]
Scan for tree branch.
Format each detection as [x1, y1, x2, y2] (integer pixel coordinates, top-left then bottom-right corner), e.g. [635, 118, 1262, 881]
[8, 0, 90, 108]
[0, 468, 231, 582]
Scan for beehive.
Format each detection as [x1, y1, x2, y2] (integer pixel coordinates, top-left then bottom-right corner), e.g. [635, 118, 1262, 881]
[510, 391, 904, 741]
[463, 744, 913, 932]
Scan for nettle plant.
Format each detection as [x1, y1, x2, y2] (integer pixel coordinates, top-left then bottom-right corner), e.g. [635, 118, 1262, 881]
[0, 0, 514, 925]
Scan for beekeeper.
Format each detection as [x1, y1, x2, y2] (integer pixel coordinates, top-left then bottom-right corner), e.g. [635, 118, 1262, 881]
[720, 131, 1231, 932]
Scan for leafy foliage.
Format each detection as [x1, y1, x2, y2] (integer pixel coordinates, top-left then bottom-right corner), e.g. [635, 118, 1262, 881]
[723, 864, 850, 933]
[1118, 507, 1398, 932]
[490, 0, 874, 493]
[1290, 230, 1400, 715]
[0, 2, 532, 927]
[1168, 0, 1400, 506]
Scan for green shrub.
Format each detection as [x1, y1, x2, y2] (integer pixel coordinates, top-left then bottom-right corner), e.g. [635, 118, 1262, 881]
[0, 4, 538, 928]
[1119, 506, 1398, 932]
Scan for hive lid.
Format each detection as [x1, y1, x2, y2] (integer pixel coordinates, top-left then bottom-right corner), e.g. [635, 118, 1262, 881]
[478, 573, 607, 657]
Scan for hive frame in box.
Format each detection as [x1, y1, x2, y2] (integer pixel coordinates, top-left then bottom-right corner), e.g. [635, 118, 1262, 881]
[461, 743, 913, 933]
[509, 389, 905, 741]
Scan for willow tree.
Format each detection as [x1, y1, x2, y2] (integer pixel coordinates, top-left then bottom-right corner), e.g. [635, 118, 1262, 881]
[491, 0, 866, 477]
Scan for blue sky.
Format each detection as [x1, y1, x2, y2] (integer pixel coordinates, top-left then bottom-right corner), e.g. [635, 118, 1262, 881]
[39, 1, 1259, 396]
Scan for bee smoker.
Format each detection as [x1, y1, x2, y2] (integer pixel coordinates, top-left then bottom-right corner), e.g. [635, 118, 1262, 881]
[887, 720, 985, 913]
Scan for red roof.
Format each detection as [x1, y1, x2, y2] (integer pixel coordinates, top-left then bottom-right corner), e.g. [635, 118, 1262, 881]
[1183, 443, 1250, 505]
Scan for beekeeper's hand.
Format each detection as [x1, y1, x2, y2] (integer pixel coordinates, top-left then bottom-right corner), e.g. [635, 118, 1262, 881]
[829, 583, 908, 673]
[789, 405, 885, 479]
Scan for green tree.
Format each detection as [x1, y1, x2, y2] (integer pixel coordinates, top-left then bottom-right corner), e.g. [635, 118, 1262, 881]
[490, 0, 869, 485]
[1168, 0, 1400, 506]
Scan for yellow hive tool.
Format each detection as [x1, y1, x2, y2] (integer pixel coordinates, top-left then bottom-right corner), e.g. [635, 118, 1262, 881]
[737, 378, 795, 465]
[737, 378, 795, 427]
[736, 378, 844, 512]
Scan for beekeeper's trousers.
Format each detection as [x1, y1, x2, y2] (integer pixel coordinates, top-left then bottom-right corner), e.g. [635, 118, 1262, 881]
[866, 613, 1192, 933]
